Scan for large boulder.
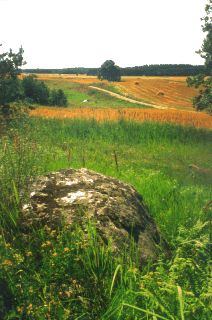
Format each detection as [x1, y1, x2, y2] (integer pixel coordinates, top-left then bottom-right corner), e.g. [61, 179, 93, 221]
[22, 168, 169, 264]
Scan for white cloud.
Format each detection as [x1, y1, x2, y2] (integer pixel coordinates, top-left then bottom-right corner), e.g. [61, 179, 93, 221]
[0, 0, 206, 68]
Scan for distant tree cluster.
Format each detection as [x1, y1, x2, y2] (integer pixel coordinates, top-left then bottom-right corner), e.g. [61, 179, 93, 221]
[22, 75, 68, 106]
[187, 0, 212, 113]
[23, 64, 205, 77]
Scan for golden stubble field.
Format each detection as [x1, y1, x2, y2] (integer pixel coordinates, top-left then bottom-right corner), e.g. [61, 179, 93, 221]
[28, 74, 211, 128]
[116, 76, 199, 110]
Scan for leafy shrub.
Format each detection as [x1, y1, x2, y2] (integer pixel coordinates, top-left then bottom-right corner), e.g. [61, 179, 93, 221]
[22, 75, 50, 105]
[22, 75, 68, 107]
[49, 89, 68, 107]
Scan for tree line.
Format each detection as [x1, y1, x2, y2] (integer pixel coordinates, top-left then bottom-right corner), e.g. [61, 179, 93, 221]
[23, 64, 206, 77]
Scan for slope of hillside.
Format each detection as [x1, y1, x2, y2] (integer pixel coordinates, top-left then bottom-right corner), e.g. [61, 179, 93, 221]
[32, 74, 199, 111]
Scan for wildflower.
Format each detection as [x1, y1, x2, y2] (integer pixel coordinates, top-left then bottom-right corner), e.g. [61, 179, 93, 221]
[14, 253, 24, 263]
[17, 306, 23, 313]
[26, 251, 33, 257]
[64, 290, 72, 298]
[52, 252, 58, 257]
[50, 230, 56, 236]
[64, 247, 70, 253]
[41, 240, 52, 248]
[139, 282, 145, 289]
[74, 256, 81, 261]
[44, 225, 51, 232]
[128, 267, 139, 274]
[27, 303, 33, 314]
[2, 259, 13, 266]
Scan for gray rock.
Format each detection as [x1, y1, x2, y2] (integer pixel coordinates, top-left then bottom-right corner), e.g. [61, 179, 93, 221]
[22, 168, 169, 264]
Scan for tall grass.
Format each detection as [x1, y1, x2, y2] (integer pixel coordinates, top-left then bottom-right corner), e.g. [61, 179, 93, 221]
[0, 118, 211, 319]
[31, 107, 212, 128]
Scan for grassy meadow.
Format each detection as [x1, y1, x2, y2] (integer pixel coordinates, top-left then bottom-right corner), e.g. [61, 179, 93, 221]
[0, 114, 211, 319]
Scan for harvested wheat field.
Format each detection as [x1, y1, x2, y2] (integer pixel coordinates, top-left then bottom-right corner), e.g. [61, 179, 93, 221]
[116, 76, 199, 110]
[31, 107, 212, 129]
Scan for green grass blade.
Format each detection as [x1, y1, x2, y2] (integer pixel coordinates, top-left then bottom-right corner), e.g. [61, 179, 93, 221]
[122, 303, 170, 320]
[109, 264, 122, 297]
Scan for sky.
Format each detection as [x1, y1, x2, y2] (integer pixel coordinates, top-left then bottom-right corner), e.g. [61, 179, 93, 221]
[0, 0, 207, 68]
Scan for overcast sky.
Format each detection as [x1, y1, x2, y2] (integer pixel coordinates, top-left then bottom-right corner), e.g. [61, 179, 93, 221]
[0, 0, 206, 68]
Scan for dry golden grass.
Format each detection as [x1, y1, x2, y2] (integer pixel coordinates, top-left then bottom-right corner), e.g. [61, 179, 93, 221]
[31, 107, 212, 129]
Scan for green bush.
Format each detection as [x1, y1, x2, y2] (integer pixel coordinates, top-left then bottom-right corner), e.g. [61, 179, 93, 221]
[22, 75, 50, 105]
[22, 75, 68, 107]
[49, 89, 68, 107]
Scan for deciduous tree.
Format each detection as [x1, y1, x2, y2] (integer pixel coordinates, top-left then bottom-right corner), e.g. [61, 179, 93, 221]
[98, 60, 121, 82]
[0, 45, 25, 106]
[187, 0, 212, 113]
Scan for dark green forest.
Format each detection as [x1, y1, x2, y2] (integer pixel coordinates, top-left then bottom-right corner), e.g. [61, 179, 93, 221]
[23, 64, 206, 77]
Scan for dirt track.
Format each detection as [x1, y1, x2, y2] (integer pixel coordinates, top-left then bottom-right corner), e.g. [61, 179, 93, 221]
[89, 85, 170, 110]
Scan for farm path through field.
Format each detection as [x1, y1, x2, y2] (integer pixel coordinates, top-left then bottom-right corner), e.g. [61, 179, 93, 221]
[89, 85, 173, 110]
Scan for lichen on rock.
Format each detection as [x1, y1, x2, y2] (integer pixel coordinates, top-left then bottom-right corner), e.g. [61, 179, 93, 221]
[22, 168, 169, 265]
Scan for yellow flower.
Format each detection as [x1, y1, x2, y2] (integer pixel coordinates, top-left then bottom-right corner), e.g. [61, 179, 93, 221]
[52, 252, 58, 257]
[41, 240, 52, 248]
[14, 253, 24, 263]
[128, 267, 139, 274]
[26, 251, 33, 257]
[27, 303, 33, 314]
[17, 306, 23, 313]
[64, 247, 70, 253]
[2, 259, 13, 266]
[44, 225, 51, 232]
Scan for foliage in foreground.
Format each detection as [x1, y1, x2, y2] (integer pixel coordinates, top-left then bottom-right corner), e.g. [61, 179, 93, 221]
[0, 119, 211, 319]
[0, 215, 211, 319]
